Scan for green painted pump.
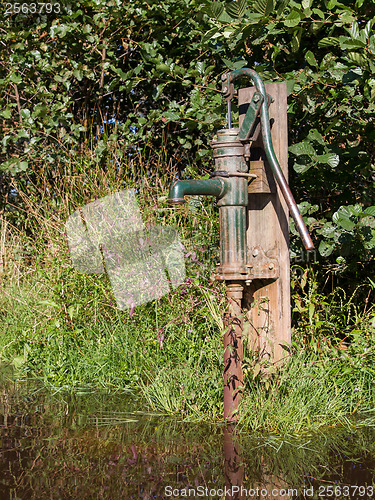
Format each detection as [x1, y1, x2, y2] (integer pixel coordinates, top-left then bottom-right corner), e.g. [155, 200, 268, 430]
[168, 68, 314, 422]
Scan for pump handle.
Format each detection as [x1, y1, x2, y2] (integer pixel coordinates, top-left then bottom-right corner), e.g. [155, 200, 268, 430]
[222, 69, 314, 251]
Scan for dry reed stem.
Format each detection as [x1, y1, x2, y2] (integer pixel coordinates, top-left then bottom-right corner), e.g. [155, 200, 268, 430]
[0, 216, 6, 276]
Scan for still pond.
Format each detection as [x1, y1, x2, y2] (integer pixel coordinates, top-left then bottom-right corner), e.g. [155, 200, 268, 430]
[1, 381, 374, 499]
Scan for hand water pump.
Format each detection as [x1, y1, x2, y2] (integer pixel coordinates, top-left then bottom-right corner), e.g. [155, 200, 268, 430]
[168, 69, 314, 421]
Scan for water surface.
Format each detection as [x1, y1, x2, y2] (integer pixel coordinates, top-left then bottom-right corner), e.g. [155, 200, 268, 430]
[1, 381, 374, 499]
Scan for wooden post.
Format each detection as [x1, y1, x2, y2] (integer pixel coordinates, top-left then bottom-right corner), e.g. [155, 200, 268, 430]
[239, 83, 290, 364]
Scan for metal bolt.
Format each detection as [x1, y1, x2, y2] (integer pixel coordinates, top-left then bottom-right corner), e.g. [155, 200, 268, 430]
[253, 94, 260, 103]
[252, 249, 259, 257]
[269, 263, 274, 270]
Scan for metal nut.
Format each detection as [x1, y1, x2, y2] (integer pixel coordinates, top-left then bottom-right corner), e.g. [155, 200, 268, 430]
[269, 263, 274, 270]
[252, 249, 259, 257]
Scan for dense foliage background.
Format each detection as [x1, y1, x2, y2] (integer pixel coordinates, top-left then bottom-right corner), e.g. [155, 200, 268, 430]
[1, 0, 375, 272]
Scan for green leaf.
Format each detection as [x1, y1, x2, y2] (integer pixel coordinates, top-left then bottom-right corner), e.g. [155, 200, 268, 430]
[12, 356, 26, 368]
[202, 27, 219, 42]
[351, 204, 363, 216]
[285, 10, 301, 28]
[196, 61, 205, 75]
[16, 161, 28, 172]
[221, 58, 247, 70]
[67, 305, 76, 320]
[302, 0, 312, 9]
[339, 37, 366, 50]
[291, 27, 302, 52]
[253, 363, 261, 378]
[289, 141, 315, 156]
[293, 163, 312, 174]
[73, 69, 83, 81]
[50, 24, 69, 38]
[20, 109, 31, 120]
[286, 80, 295, 96]
[162, 111, 180, 121]
[364, 20, 375, 41]
[368, 35, 375, 55]
[276, 0, 288, 16]
[156, 63, 171, 74]
[253, 0, 274, 16]
[308, 129, 325, 144]
[312, 8, 325, 19]
[298, 201, 312, 216]
[305, 50, 317, 67]
[318, 37, 339, 47]
[0, 108, 12, 119]
[363, 206, 375, 217]
[316, 153, 339, 168]
[349, 21, 360, 40]
[39, 300, 60, 308]
[338, 10, 355, 24]
[319, 239, 335, 257]
[346, 52, 366, 65]
[9, 73, 22, 84]
[333, 206, 361, 231]
[244, 12, 265, 23]
[317, 222, 336, 239]
[210, 1, 224, 19]
[232, 60, 248, 69]
[2, 159, 29, 175]
[226, 0, 247, 19]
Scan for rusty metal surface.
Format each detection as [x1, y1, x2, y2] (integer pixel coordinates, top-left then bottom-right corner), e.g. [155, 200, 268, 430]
[223, 283, 244, 422]
[224, 425, 244, 499]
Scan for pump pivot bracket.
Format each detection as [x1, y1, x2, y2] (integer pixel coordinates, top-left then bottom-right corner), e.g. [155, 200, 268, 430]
[237, 92, 263, 142]
[246, 246, 279, 280]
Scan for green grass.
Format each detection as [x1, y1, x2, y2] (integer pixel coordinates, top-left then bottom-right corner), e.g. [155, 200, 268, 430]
[239, 348, 375, 434]
[1, 260, 374, 434]
[1, 155, 375, 435]
[0, 266, 225, 409]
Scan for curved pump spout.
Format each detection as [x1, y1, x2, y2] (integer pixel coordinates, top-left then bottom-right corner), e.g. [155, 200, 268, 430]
[168, 178, 228, 205]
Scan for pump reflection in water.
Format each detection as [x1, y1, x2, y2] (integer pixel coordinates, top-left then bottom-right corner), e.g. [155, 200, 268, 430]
[224, 425, 244, 500]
